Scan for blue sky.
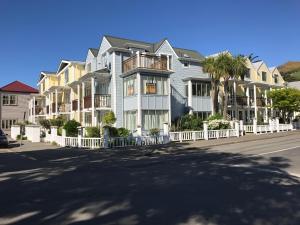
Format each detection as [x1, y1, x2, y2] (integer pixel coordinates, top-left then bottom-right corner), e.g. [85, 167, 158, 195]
[0, 0, 299, 88]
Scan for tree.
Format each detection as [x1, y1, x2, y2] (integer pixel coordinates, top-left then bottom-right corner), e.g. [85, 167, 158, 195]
[268, 88, 300, 122]
[202, 57, 221, 115]
[63, 120, 81, 137]
[247, 53, 261, 63]
[102, 111, 116, 126]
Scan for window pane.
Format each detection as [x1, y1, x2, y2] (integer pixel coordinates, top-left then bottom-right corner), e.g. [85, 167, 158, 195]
[192, 83, 197, 96]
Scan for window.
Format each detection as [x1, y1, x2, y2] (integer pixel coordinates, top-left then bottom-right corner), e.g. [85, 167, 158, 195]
[274, 74, 278, 83]
[142, 110, 168, 130]
[245, 68, 250, 78]
[168, 55, 172, 70]
[262, 71, 267, 81]
[64, 69, 69, 84]
[1, 119, 17, 129]
[191, 82, 211, 96]
[2, 95, 17, 105]
[124, 111, 137, 131]
[183, 62, 190, 68]
[142, 76, 168, 95]
[195, 111, 211, 120]
[124, 75, 136, 96]
[86, 63, 91, 72]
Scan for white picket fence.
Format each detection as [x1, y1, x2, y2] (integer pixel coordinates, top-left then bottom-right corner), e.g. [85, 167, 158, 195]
[243, 123, 293, 134]
[169, 129, 237, 142]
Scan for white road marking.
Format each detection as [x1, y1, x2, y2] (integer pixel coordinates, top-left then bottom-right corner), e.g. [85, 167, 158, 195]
[250, 145, 300, 157]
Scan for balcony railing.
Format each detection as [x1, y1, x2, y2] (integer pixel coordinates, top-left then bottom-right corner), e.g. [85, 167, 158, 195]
[95, 94, 111, 108]
[256, 97, 266, 107]
[228, 96, 248, 106]
[72, 100, 78, 111]
[59, 103, 71, 113]
[123, 54, 168, 73]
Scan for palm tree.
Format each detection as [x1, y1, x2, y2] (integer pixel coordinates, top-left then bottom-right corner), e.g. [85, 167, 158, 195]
[220, 54, 248, 118]
[202, 57, 221, 115]
[247, 53, 261, 63]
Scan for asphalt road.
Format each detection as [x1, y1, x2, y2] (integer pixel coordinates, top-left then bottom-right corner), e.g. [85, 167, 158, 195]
[0, 132, 300, 225]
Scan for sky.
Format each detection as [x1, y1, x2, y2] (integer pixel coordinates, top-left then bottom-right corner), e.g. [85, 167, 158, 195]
[0, 0, 300, 88]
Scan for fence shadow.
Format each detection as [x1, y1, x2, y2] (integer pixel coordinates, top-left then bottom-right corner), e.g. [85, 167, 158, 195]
[0, 145, 299, 225]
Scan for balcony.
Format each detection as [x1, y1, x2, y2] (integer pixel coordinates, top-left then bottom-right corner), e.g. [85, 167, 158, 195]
[95, 94, 111, 108]
[58, 103, 71, 113]
[123, 54, 168, 74]
[83, 95, 111, 109]
[256, 97, 266, 107]
[34, 106, 45, 115]
[228, 96, 248, 106]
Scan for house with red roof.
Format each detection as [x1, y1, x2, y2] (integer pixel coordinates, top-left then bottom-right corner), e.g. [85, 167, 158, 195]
[0, 81, 38, 131]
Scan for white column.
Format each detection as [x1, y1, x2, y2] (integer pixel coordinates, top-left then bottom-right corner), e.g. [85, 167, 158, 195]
[264, 89, 268, 122]
[91, 77, 96, 126]
[168, 77, 171, 125]
[233, 81, 237, 119]
[203, 121, 208, 140]
[136, 51, 140, 68]
[270, 87, 273, 118]
[246, 86, 250, 122]
[188, 80, 193, 114]
[55, 89, 58, 116]
[253, 84, 257, 119]
[70, 88, 73, 119]
[137, 72, 142, 127]
[82, 82, 85, 110]
[77, 84, 81, 123]
[33, 96, 36, 123]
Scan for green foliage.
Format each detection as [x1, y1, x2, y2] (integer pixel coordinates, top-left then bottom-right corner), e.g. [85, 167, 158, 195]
[117, 127, 130, 137]
[50, 116, 65, 127]
[208, 113, 223, 121]
[268, 88, 300, 122]
[102, 111, 116, 126]
[63, 120, 81, 137]
[103, 126, 119, 137]
[57, 127, 62, 136]
[172, 114, 203, 131]
[149, 128, 160, 136]
[40, 131, 46, 138]
[208, 119, 231, 130]
[39, 119, 51, 130]
[16, 135, 27, 140]
[85, 127, 100, 138]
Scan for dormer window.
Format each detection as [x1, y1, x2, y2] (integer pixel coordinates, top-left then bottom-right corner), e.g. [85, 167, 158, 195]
[262, 71, 267, 81]
[274, 74, 278, 84]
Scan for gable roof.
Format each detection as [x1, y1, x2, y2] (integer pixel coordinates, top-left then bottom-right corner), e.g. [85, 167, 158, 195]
[89, 48, 99, 57]
[103, 35, 204, 60]
[0, 81, 38, 93]
[252, 61, 264, 70]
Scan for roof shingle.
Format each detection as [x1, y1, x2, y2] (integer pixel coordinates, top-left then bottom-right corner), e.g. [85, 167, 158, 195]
[0, 81, 38, 93]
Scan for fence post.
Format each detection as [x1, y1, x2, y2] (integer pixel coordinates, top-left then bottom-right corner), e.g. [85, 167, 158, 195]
[163, 122, 170, 144]
[136, 126, 142, 145]
[239, 120, 244, 136]
[235, 121, 239, 137]
[179, 132, 183, 142]
[77, 126, 83, 148]
[268, 118, 273, 133]
[11, 125, 21, 140]
[276, 117, 280, 132]
[192, 131, 196, 141]
[103, 127, 109, 148]
[51, 126, 58, 143]
[62, 129, 66, 147]
[204, 121, 208, 140]
[253, 118, 257, 135]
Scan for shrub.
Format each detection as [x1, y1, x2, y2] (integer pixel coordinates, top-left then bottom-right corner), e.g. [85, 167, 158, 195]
[50, 116, 65, 127]
[85, 127, 100, 138]
[39, 119, 51, 130]
[16, 135, 27, 140]
[117, 127, 130, 137]
[40, 131, 46, 138]
[102, 111, 116, 126]
[57, 127, 62, 136]
[63, 120, 81, 137]
[208, 113, 223, 121]
[149, 128, 160, 136]
[103, 126, 118, 137]
[172, 114, 203, 131]
[208, 119, 231, 130]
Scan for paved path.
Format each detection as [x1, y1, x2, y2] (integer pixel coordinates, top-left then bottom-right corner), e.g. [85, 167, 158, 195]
[0, 132, 300, 225]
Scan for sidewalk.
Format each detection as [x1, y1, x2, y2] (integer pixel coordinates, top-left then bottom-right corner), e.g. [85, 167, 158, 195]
[183, 130, 299, 149]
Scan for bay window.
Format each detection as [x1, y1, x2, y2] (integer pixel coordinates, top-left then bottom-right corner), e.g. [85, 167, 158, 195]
[124, 75, 136, 96]
[192, 82, 211, 97]
[124, 111, 137, 131]
[142, 110, 168, 130]
[142, 76, 168, 95]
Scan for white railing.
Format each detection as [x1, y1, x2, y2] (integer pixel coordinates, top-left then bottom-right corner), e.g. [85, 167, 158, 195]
[244, 125, 253, 133]
[81, 138, 103, 149]
[65, 137, 79, 147]
[169, 131, 204, 142]
[278, 124, 293, 131]
[292, 121, 300, 130]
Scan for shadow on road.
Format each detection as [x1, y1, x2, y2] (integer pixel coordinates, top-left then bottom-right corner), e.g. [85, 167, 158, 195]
[0, 145, 299, 225]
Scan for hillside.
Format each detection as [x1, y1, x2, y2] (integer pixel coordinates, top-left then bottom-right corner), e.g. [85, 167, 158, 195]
[278, 61, 300, 82]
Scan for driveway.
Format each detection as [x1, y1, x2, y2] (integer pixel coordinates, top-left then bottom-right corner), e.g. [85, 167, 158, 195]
[0, 131, 300, 225]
